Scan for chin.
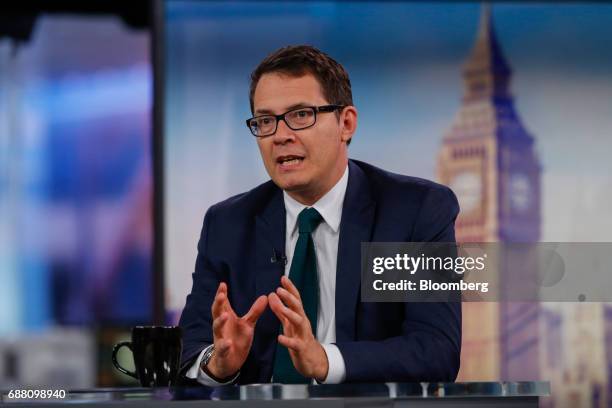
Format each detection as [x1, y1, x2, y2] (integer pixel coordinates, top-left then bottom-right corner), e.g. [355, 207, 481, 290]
[273, 175, 310, 193]
[276, 180, 306, 193]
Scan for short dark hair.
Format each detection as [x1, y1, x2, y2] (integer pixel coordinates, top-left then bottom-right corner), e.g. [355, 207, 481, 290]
[249, 45, 353, 115]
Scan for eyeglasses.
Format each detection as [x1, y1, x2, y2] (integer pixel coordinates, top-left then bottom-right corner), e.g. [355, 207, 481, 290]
[245, 105, 345, 138]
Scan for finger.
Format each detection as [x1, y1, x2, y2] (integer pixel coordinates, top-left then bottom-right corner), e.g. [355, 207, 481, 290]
[276, 287, 305, 315]
[212, 312, 229, 338]
[219, 281, 227, 294]
[268, 293, 293, 331]
[211, 294, 223, 319]
[268, 292, 285, 319]
[278, 334, 302, 352]
[218, 290, 238, 318]
[211, 282, 228, 318]
[280, 304, 304, 327]
[212, 291, 231, 319]
[269, 292, 304, 327]
[281, 276, 301, 301]
[243, 295, 268, 325]
[268, 292, 292, 316]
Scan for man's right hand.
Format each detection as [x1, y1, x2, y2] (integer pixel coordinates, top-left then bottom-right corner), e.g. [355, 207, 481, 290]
[206, 282, 268, 380]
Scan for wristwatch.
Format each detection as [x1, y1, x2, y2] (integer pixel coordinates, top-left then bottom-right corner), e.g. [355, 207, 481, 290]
[200, 345, 237, 383]
[201, 345, 215, 367]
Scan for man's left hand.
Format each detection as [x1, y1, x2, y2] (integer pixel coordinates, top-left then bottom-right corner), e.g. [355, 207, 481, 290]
[268, 276, 329, 382]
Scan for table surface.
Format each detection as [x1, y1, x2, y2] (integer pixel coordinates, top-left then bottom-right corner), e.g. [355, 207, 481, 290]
[2, 382, 550, 404]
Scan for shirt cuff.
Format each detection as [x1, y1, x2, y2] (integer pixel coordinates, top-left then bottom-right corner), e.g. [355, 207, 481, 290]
[186, 345, 238, 386]
[319, 344, 346, 384]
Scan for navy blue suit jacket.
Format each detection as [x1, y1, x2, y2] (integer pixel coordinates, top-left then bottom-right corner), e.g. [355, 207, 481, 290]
[179, 159, 461, 384]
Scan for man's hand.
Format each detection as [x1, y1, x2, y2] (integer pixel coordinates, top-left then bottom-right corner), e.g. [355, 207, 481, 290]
[268, 276, 329, 382]
[207, 282, 268, 380]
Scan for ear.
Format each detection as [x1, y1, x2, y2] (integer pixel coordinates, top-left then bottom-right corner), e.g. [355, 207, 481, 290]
[340, 106, 358, 144]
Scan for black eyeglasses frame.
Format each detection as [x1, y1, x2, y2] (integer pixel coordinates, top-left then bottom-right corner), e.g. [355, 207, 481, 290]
[245, 104, 346, 138]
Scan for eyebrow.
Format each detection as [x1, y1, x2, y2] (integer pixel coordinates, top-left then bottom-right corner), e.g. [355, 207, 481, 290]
[254, 102, 313, 116]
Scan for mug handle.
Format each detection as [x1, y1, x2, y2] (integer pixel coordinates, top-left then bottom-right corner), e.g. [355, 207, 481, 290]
[112, 341, 138, 379]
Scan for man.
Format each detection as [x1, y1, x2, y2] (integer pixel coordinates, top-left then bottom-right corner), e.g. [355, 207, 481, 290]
[179, 45, 461, 385]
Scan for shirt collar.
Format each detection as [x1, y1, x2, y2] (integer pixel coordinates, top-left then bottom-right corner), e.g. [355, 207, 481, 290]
[284, 165, 349, 236]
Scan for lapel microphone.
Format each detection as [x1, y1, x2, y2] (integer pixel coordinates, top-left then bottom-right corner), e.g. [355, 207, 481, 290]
[271, 248, 287, 265]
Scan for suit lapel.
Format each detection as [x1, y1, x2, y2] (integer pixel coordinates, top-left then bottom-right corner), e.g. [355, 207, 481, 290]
[335, 160, 376, 342]
[253, 186, 286, 379]
[255, 186, 286, 309]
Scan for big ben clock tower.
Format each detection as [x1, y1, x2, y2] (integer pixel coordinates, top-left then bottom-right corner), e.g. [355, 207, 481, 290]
[437, 5, 542, 380]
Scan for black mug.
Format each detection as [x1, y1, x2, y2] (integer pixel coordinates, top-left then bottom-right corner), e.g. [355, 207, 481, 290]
[112, 326, 182, 387]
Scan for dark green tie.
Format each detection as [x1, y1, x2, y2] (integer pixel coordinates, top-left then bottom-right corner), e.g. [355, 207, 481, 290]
[272, 207, 323, 383]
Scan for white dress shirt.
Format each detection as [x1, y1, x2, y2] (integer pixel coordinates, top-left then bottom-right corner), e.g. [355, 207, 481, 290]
[187, 165, 349, 385]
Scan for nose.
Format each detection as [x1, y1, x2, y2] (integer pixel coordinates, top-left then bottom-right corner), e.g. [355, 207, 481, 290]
[272, 119, 296, 145]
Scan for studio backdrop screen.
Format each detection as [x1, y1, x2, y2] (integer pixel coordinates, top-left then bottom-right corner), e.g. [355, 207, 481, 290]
[0, 14, 153, 333]
[163, 1, 612, 404]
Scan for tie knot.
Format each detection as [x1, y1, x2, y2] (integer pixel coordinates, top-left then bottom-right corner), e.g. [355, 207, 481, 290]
[297, 207, 323, 234]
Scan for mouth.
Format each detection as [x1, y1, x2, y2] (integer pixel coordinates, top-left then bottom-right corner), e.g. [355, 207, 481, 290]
[276, 155, 305, 170]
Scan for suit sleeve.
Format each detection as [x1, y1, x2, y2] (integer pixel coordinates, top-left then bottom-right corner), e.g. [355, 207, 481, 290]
[335, 185, 462, 382]
[178, 205, 229, 381]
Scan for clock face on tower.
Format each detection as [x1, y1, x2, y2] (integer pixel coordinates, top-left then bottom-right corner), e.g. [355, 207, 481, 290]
[509, 173, 531, 212]
[449, 171, 482, 214]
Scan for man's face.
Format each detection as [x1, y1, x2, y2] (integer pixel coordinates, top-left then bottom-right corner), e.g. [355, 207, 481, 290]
[252, 72, 353, 204]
